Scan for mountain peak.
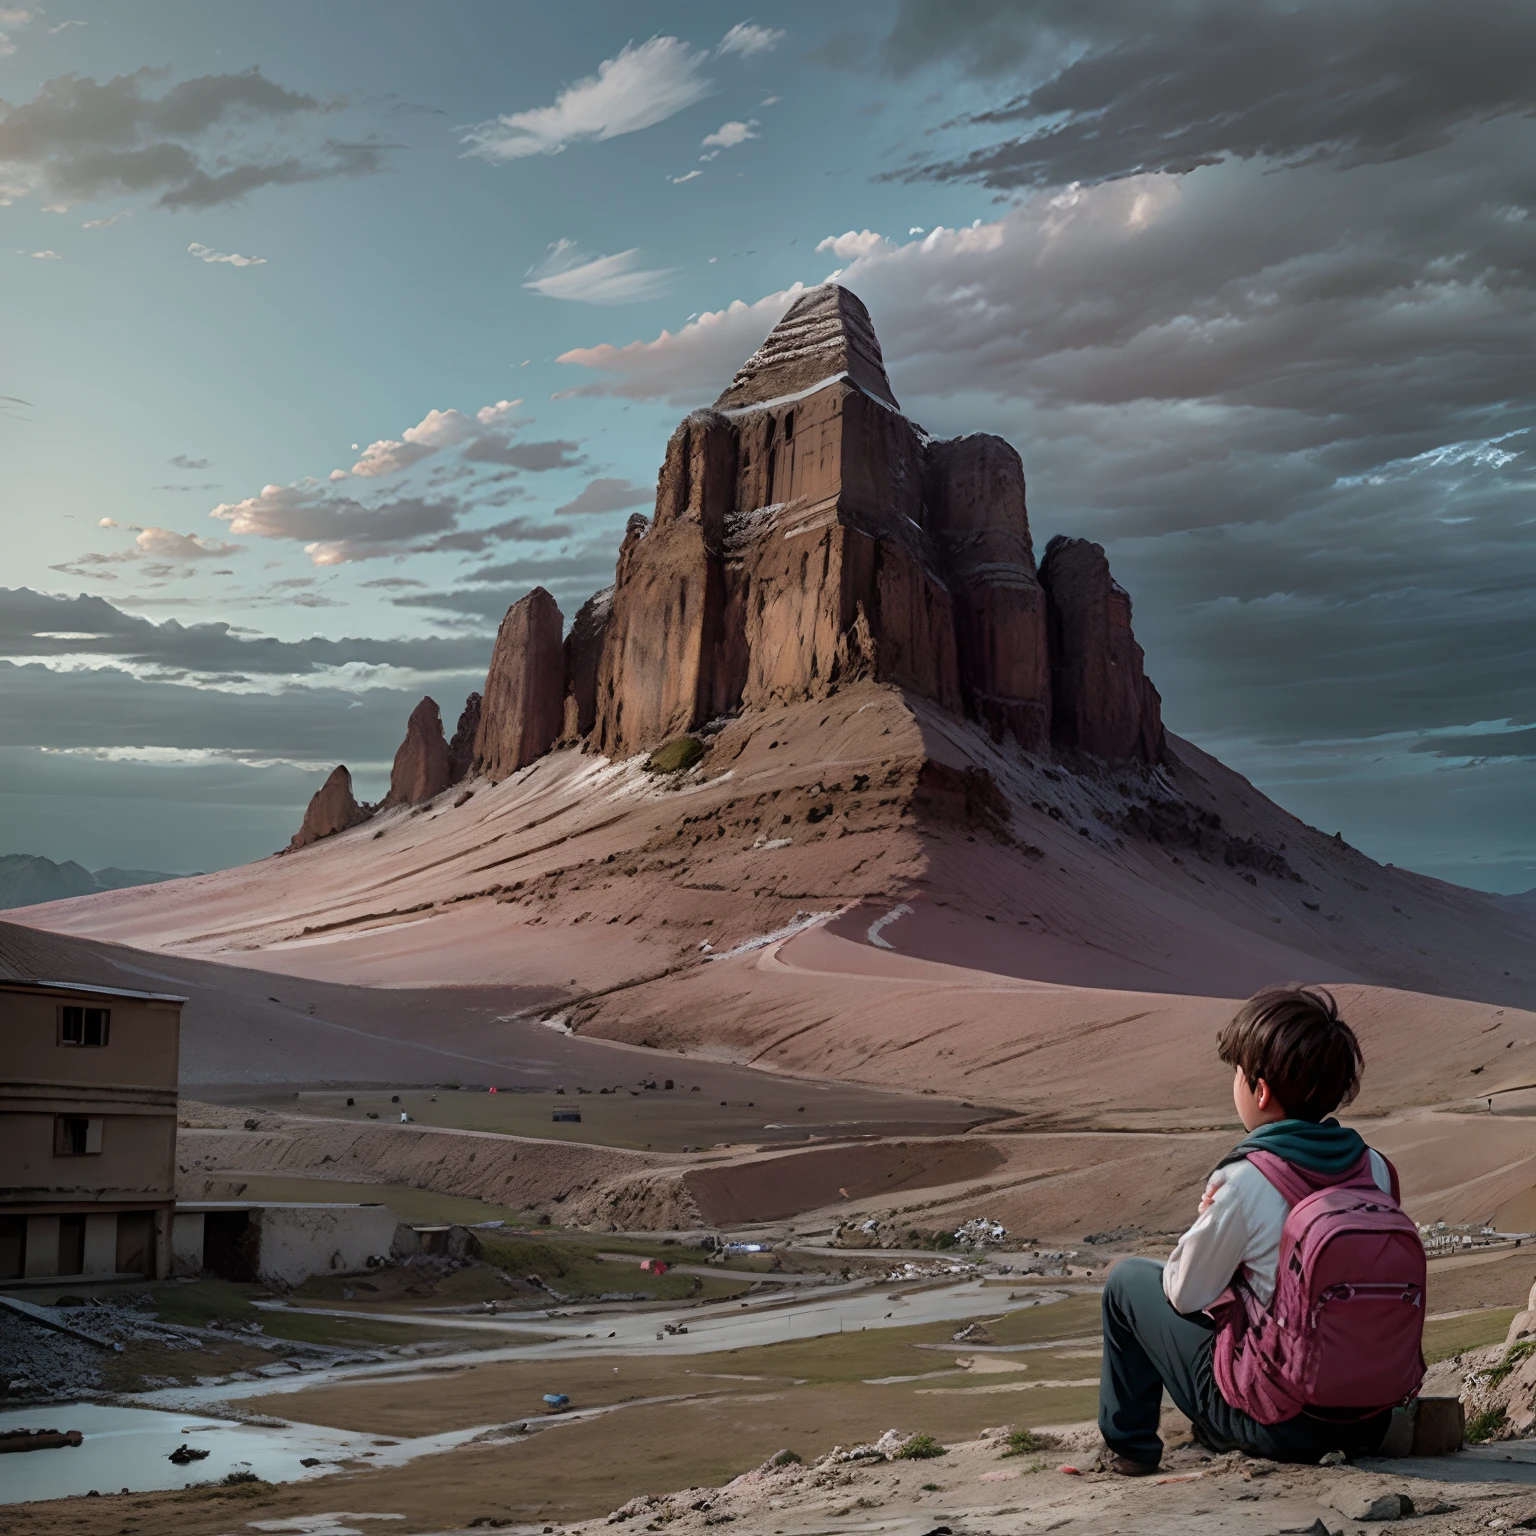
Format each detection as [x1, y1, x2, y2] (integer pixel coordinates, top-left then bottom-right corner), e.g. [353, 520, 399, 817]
[713, 284, 899, 412]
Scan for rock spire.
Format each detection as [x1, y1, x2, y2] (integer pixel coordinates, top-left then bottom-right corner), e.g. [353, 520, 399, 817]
[382, 696, 453, 808]
[474, 586, 565, 781]
[289, 765, 371, 850]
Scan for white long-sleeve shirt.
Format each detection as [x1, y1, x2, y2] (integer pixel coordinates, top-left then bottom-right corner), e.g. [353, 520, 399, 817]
[1162, 1150, 1392, 1313]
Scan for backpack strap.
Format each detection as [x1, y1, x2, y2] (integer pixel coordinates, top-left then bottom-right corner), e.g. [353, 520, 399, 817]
[1245, 1148, 1380, 1206]
[1244, 1149, 1315, 1207]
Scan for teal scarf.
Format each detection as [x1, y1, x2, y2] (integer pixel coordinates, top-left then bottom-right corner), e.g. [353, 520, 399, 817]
[1220, 1116, 1367, 1175]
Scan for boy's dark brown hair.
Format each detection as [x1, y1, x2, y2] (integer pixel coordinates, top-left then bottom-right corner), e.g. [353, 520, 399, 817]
[1217, 985, 1364, 1123]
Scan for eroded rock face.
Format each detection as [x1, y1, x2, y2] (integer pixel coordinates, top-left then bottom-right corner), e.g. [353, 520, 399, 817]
[492, 284, 1160, 775]
[926, 433, 1050, 750]
[1039, 535, 1165, 763]
[289, 764, 371, 849]
[593, 416, 738, 758]
[715, 282, 899, 411]
[447, 693, 482, 784]
[383, 696, 452, 807]
[474, 587, 565, 780]
[561, 587, 613, 743]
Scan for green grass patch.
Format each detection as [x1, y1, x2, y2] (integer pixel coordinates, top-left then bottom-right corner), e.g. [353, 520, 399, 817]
[895, 1433, 947, 1459]
[1467, 1407, 1508, 1444]
[478, 1234, 742, 1303]
[1001, 1428, 1059, 1457]
[1488, 1337, 1536, 1388]
[646, 737, 704, 773]
[984, 1293, 1103, 1346]
[1424, 1308, 1520, 1364]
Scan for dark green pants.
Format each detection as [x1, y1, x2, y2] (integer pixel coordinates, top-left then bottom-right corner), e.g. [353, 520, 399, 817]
[1098, 1257, 1391, 1465]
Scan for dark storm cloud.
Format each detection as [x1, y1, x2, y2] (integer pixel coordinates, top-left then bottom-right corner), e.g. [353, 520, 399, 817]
[0, 586, 489, 677]
[879, 0, 1536, 190]
[391, 550, 621, 622]
[0, 66, 392, 209]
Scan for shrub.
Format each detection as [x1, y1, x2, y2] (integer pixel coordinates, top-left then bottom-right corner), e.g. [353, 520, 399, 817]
[646, 737, 705, 774]
[1467, 1407, 1508, 1444]
[895, 1434, 947, 1460]
[1001, 1428, 1058, 1458]
[768, 1449, 802, 1467]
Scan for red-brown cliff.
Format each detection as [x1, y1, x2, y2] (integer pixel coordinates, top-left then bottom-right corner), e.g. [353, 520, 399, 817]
[1039, 535, 1165, 763]
[474, 586, 565, 781]
[382, 696, 453, 808]
[289, 764, 372, 849]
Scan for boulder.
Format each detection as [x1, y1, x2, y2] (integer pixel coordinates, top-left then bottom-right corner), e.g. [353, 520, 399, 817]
[1039, 536, 1165, 763]
[446, 692, 482, 784]
[561, 586, 613, 743]
[382, 696, 452, 807]
[474, 588, 566, 781]
[289, 765, 371, 849]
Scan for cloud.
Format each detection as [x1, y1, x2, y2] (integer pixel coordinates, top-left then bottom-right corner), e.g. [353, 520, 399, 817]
[815, 228, 892, 260]
[210, 484, 459, 565]
[28, 248, 61, 259]
[878, 0, 1536, 190]
[461, 36, 712, 163]
[669, 169, 703, 184]
[550, 129, 1536, 892]
[0, 67, 390, 210]
[701, 119, 758, 150]
[392, 550, 621, 620]
[170, 454, 210, 470]
[358, 576, 425, 590]
[47, 19, 86, 33]
[131, 527, 239, 560]
[553, 477, 651, 517]
[717, 22, 785, 58]
[0, 585, 491, 680]
[555, 284, 803, 403]
[188, 241, 266, 266]
[523, 239, 674, 304]
[81, 210, 128, 227]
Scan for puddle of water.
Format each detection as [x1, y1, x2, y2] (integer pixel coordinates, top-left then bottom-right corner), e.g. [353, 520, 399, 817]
[0, 1403, 382, 1504]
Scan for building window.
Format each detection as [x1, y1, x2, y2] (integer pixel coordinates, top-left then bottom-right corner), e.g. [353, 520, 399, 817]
[54, 1116, 103, 1156]
[59, 1005, 110, 1046]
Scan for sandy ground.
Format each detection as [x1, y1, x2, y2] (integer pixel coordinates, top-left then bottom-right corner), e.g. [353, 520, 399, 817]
[8, 682, 1536, 1531]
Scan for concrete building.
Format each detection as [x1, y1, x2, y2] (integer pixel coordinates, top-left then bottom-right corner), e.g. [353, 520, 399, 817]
[171, 1201, 414, 1287]
[0, 977, 184, 1283]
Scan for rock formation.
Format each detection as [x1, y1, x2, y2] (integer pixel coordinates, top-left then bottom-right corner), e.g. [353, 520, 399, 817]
[925, 433, 1050, 750]
[474, 586, 565, 781]
[335, 280, 1165, 845]
[561, 587, 612, 742]
[289, 765, 371, 849]
[382, 697, 453, 808]
[447, 693, 482, 784]
[1039, 536, 1165, 763]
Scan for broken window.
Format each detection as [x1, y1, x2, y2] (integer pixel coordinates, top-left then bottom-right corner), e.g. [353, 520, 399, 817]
[54, 1116, 103, 1156]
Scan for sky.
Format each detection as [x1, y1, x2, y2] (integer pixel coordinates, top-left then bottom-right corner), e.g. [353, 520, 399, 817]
[1, 0, 1533, 892]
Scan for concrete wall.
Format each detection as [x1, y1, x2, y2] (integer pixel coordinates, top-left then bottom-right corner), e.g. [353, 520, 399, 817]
[171, 1204, 412, 1287]
[251, 1205, 407, 1287]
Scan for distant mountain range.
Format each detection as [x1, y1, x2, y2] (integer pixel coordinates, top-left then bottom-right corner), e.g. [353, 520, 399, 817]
[0, 854, 187, 910]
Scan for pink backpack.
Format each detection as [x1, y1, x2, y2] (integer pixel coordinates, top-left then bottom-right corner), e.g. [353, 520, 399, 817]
[1212, 1149, 1426, 1425]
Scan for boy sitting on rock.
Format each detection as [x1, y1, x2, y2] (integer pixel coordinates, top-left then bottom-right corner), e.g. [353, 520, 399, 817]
[1098, 985, 1425, 1473]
